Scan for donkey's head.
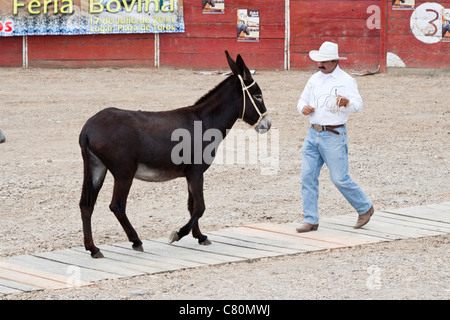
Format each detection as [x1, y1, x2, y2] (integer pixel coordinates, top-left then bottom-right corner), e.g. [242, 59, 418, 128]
[225, 51, 271, 133]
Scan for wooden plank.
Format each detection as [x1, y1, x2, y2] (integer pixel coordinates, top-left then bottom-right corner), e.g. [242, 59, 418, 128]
[316, 224, 389, 243]
[423, 203, 450, 213]
[375, 211, 450, 233]
[0, 284, 25, 295]
[283, 222, 387, 243]
[210, 228, 312, 252]
[320, 217, 407, 241]
[6, 254, 112, 283]
[70, 247, 168, 275]
[385, 206, 450, 224]
[77, 244, 210, 274]
[208, 231, 301, 255]
[247, 223, 376, 247]
[0, 267, 63, 290]
[155, 237, 265, 261]
[0, 261, 79, 290]
[226, 226, 339, 251]
[367, 216, 446, 237]
[32, 249, 144, 279]
[99, 244, 199, 271]
[1, 202, 449, 297]
[143, 239, 243, 265]
[320, 221, 399, 241]
[0, 260, 92, 288]
[113, 242, 205, 269]
[325, 214, 440, 239]
[0, 278, 41, 293]
[427, 202, 450, 211]
[167, 234, 288, 260]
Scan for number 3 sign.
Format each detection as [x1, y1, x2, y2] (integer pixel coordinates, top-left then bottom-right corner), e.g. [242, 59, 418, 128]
[410, 2, 445, 43]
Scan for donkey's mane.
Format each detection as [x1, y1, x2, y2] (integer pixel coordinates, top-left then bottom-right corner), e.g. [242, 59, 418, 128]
[194, 75, 235, 106]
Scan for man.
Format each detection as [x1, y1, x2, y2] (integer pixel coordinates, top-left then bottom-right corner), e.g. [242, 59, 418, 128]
[296, 41, 374, 232]
[0, 129, 5, 143]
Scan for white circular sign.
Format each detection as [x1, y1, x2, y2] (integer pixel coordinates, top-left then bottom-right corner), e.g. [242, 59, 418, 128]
[410, 2, 444, 44]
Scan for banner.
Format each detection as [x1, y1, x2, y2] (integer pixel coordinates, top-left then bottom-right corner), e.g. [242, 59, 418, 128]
[0, 0, 185, 36]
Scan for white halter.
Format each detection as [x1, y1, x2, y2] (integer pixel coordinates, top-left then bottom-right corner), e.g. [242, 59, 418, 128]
[237, 75, 268, 128]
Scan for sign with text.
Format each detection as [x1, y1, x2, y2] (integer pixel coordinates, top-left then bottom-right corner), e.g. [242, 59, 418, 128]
[0, 0, 185, 36]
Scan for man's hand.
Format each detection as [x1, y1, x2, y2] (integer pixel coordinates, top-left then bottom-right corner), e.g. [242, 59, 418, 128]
[302, 105, 315, 115]
[336, 95, 349, 107]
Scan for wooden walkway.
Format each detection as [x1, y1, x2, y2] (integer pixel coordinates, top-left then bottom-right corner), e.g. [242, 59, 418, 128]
[1, 202, 449, 296]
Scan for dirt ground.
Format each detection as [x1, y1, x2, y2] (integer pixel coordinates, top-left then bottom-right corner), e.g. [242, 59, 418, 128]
[0, 66, 449, 300]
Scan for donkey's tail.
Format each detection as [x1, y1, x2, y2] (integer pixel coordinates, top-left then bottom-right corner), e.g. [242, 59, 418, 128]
[79, 127, 106, 210]
[79, 127, 94, 209]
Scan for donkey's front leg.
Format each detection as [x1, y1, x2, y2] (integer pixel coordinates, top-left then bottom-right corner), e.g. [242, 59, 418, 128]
[187, 189, 211, 245]
[169, 171, 211, 245]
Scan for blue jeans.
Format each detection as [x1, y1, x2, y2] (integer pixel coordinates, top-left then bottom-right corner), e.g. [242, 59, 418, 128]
[301, 125, 372, 224]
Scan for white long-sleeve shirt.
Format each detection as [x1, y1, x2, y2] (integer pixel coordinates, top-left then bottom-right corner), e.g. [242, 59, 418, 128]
[296, 65, 363, 126]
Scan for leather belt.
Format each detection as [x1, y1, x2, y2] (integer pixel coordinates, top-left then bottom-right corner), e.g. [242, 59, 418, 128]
[312, 124, 344, 135]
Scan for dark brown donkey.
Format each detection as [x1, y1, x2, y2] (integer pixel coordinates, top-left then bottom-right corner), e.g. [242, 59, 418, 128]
[79, 51, 271, 258]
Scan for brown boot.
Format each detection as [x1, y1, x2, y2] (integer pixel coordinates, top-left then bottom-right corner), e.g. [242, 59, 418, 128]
[354, 205, 374, 229]
[296, 223, 319, 233]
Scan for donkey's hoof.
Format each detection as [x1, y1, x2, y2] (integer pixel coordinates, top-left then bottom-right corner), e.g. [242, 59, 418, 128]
[199, 238, 212, 246]
[132, 244, 144, 252]
[91, 250, 104, 259]
[169, 231, 179, 244]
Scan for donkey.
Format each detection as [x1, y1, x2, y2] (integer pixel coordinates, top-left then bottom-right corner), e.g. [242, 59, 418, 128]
[79, 51, 271, 258]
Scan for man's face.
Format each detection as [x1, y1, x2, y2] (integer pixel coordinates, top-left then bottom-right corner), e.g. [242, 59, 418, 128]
[317, 60, 338, 74]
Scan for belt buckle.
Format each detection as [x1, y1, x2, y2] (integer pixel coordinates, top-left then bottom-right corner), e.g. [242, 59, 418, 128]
[313, 124, 323, 132]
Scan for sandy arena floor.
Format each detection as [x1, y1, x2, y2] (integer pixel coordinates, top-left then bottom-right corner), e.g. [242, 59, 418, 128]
[0, 67, 448, 300]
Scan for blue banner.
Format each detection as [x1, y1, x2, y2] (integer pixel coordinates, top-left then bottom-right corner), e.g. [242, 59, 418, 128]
[0, 0, 185, 36]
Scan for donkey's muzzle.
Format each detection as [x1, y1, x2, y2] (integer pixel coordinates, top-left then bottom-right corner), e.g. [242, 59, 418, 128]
[255, 114, 271, 133]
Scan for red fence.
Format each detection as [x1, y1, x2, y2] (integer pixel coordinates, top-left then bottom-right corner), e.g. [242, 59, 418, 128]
[386, 0, 450, 69]
[160, 0, 285, 69]
[28, 34, 156, 68]
[1, 1, 449, 70]
[290, 0, 381, 70]
[0, 37, 22, 67]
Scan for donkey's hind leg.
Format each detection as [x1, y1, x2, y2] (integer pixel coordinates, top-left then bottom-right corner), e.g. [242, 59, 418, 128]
[81, 207, 104, 258]
[109, 177, 143, 252]
[80, 149, 107, 258]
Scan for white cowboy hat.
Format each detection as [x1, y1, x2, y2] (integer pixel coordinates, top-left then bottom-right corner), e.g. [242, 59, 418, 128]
[309, 41, 347, 62]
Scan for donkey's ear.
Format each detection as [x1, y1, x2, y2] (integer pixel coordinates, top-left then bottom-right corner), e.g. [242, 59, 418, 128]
[236, 54, 253, 81]
[225, 51, 239, 75]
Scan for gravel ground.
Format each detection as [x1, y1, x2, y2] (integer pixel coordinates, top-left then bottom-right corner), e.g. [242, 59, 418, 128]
[0, 67, 449, 300]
